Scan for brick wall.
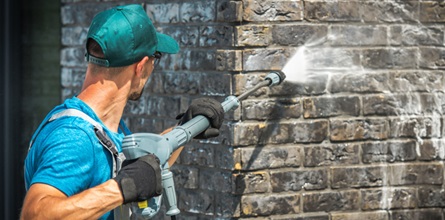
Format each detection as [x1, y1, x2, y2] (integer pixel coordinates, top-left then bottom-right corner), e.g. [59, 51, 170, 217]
[61, 1, 445, 219]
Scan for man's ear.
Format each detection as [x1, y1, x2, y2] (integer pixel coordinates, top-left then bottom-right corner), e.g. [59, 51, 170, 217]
[135, 56, 150, 77]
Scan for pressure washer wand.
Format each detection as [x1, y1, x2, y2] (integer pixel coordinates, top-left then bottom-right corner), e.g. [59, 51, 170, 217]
[121, 71, 286, 219]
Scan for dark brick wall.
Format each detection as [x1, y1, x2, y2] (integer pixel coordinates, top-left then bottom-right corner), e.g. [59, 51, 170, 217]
[61, 1, 445, 219]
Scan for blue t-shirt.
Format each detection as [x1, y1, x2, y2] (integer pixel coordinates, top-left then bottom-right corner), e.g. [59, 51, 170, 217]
[24, 97, 128, 220]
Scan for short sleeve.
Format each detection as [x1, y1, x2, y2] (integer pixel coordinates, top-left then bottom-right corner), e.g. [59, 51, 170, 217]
[29, 123, 97, 196]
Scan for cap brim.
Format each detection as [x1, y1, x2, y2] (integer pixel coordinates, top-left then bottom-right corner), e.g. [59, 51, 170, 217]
[156, 32, 179, 54]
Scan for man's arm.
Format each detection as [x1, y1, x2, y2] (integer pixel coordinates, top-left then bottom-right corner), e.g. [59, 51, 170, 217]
[21, 180, 122, 220]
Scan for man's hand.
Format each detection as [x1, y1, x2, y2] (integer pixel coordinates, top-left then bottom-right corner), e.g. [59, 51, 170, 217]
[113, 154, 162, 204]
[176, 97, 224, 139]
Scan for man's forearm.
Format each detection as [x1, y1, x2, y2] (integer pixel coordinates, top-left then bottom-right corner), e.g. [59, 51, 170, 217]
[21, 180, 123, 220]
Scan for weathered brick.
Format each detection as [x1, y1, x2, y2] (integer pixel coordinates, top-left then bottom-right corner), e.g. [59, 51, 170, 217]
[158, 26, 199, 47]
[243, 48, 294, 71]
[270, 214, 329, 220]
[61, 3, 114, 26]
[231, 122, 290, 146]
[331, 211, 389, 220]
[388, 71, 445, 92]
[303, 48, 361, 70]
[181, 49, 216, 71]
[330, 119, 389, 141]
[235, 25, 271, 47]
[171, 165, 199, 189]
[361, 188, 417, 210]
[270, 168, 327, 192]
[214, 192, 241, 218]
[238, 145, 301, 170]
[362, 140, 417, 164]
[243, 0, 303, 22]
[177, 189, 214, 215]
[303, 191, 360, 212]
[305, 2, 360, 22]
[242, 98, 301, 120]
[390, 25, 444, 46]
[419, 2, 445, 22]
[273, 24, 328, 46]
[360, 2, 419, 23]
[390, 117, 441, 138]
[331, 166, 387, 189]
[216, 50, 242, 71]
[418, 139, 445, 161]
[233, 171, 270, 194]
[303, 96, 360, 118]
[145, 3, 180, 24]
[270, 74, 329, 96]
[61, 27, 88, 46]
[363, 94, 443, 116]
[199, 26, 233, 47]
[304, 143, 360, 167]
[419, 47, 445, 70]
[61, 67, 85, 88]
[362, 48, 418, 69]
[290, 120, 328, 143]
[199, 169, 232, 193]
[389, 163, 444, 186]
[178, 143, 214, 167]
[216, 0, 242, 22]
[418, 187, 445, 208]
[241, 193, 300, 216]
[329, 25, 387, 46]
[60, 47, 85, 67]
[144, 96, 180, 118]
[180, 1, 215, 22]
[390, 209, 444, 220]
[328, 72, 390, 94]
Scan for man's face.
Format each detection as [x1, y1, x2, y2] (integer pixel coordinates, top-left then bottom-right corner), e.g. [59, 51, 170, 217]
[128, 56, 156, 101]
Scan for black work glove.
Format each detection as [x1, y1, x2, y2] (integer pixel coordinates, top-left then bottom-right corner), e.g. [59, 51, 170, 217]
[114, 154, 162, 204]
[176, 97, 224, 139]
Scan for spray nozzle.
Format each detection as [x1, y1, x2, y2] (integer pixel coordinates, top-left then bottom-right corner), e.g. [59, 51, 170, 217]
[265, 71, 286, 87]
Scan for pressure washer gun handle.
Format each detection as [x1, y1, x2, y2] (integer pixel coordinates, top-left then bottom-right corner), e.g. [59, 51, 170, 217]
[162, 164, 180, 216]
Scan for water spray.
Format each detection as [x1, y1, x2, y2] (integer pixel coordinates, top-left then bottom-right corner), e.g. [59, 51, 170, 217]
[120, 71, 286, 219]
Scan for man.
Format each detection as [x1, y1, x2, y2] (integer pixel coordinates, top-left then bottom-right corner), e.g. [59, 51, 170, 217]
[21, 4, 224, 220]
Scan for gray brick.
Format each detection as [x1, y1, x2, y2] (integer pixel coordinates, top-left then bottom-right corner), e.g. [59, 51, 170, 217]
[363, 94, 443, 116]
[177, 190, 214, 215]
[243, 48, 293, 71]
[216, 0, 242, 22]
[330, 119, 389, 141]
[238, 145, 301, 170]
[272, 24, 328, 46]
[233, 171, 270, 194]
[419, 47, 445, 70]
[418, 187, 445, 208]
[331, 166, 387, 189]
[180, 1, 215, 22]
[360, 2, 419, 23]
[199, 169, 232, 193]
[362, 141, 417, 164]
[329, 25, 387, 46]
[362, 48, 418, 69]
[305, 2, 360, 22]
[214, 192, 241, 218]
[361, 188, 417, 210]
[199, 26, 233, 47]
[290, 120, 328, 143]
[243, 0, 303, 22]
[389, 163, 444, 186]
[328, 72, 389, 93]
[419, 2, 445, 22]
[303, 191, 360, 212]
[61, 3, 114, 26]
[389, 71, 445, 92]
[216, 50, 242, 71]
[242, 98, 301, 120]
[145, 3, 180, 24]
[236, 25, 271, 47]
[171, 165, 199, 189]
[241, 194, 300, 216]
[270, 168, 328, 192]
[61, 27, 88, 46]
[304, 143, 360, 167]
[178, 143, 214, 167]
[390, 209, 444, 220]
[303, 96, 360, 118]
[332, 211, 389, 220]
[390, 25, 444, 46]
[158, 26, 199, 47]
[418, 139, 445, 161]
[390, 117, 441, 138]
[60, 47, 86, 67]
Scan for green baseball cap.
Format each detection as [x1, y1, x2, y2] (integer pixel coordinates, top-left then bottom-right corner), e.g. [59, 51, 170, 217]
[86, 4, 179, 67]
